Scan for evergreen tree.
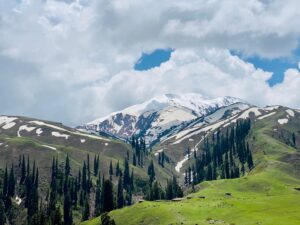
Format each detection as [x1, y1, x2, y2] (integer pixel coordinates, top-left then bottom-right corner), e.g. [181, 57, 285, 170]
[82, 196, 90, 221]
[0, 195, 6, 225]
[8, 164, 15, 198]
[63, 192, 72, 225]
[147, 160, 155, 184]
[52, 206, 63, 225]
[117, 175, 124, 209]
[292, 132, 296, 147]
[123, 158, 130, 191]
[65, 155, 71, 177]
[82, 162, 87, 192]
[2, 166, 8, 197]
[109, 160, 114, 179]
[133, 154, 136, 166]
[20, 155, 26, 184]
[101, 180, 114, 213]
[116, 161, 120, 177]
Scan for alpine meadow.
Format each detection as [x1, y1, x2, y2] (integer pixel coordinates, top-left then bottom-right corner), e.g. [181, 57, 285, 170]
[1, 1, 300, 225]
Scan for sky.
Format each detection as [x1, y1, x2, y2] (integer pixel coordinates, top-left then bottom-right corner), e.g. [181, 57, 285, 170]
[1, 0, 300, 125]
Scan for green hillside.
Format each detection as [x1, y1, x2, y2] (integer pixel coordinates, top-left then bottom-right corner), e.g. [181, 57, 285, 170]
[82, 111, 300, 225]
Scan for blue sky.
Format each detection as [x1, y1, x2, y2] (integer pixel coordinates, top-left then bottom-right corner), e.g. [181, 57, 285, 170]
[136, 48, 300, 87]
[134, 49, 173, 71]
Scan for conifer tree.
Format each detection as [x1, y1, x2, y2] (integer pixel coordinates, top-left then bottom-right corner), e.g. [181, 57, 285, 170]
[123, 158, 130, 191]
[292, 132, 296, 146]
[52, 206, 63, 225]
[82, 196, 90, 221]
[20, 155, 26, 184]
[0, 194, 6, 225]
[65, 155, 70, 177]
[116, 161, 120, 177]
[109, 160, 114, 179]
[63, 191, 72, 225]
[8, 164, 15, 198]
[147, 160, 155, 184]
[101, 180, 114, 213]
[117, 175, 124, 209]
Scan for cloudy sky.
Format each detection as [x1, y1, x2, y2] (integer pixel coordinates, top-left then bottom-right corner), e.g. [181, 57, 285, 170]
[1, 0, 300, 125]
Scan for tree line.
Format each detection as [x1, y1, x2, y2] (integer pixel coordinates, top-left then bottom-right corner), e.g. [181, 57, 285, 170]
[184, 119, 254, 186]
[0, 153, 137, 225]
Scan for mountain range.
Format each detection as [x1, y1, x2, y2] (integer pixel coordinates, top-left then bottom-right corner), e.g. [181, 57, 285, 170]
[79, 93, 249, 146]
[1, 93, 300, 225]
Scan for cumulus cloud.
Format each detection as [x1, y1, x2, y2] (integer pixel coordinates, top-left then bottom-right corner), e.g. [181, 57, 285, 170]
[0, 0, 300, 125]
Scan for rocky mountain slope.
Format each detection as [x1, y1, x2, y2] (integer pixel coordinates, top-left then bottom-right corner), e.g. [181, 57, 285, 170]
[79, 93, 248, 146]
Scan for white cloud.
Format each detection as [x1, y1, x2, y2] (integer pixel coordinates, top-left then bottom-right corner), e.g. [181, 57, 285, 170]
[0, 0, 300, 125]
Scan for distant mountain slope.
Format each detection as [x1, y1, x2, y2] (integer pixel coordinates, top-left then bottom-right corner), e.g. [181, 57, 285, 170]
[79, 93, 248, 145]
[154, 105, 300, 175]
[82, 105, 300, 225]
[0, 115, 172, 190]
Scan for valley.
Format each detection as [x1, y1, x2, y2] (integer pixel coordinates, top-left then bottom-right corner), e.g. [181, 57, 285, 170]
[0, 94, 299, 225]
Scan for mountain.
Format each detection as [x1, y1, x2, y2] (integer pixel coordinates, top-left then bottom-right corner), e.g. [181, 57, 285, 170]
[82, 104, 300, 225]
[79, 93, 249, 145]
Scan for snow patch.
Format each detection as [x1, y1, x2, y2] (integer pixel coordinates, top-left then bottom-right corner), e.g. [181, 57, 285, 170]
[18, 125, 36, 137]
[154, 149, 163, 156]
[15, 196, 22, 205]
[264, 106, 280, 111]
[80, 139, 86, 143]
[36, 128, 43, 136]
[258, 112, 276, 120]
[2, 122, 16, 129]
[30, 120, 109, 141]
[286, 109, 295, 117]
[52, 132, 69, 139]
[0, 116, 18, 125]
[238, 107, 262, 119]
[175, 137, 204, 172]
[278, 118, 288, 125]
[41, 145, 57, 151]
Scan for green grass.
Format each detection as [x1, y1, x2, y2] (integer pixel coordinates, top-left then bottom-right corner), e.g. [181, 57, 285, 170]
[82, 116, 300, 225]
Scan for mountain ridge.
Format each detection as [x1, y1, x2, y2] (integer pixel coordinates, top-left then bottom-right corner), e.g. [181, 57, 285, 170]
[79, 93, 249, 145]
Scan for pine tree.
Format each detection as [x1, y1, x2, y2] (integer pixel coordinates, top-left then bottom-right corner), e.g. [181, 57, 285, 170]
[8, 164, 15, 197]
[63, 192, 72, 225]
[123, 158, 130, 191]
[109, 160, 114, 179]
[93, 155, 100, 176]
[116, 161, 120, 177]
[82, 196, 90, 221]
[52, 206, 63, 225]
[133, 154, 136, 166]
[101, 180, 114, 213]
[0, 194, 6, 225]
[117, 175, 124, 209]
[147, 160, 155, 184]
[152, 181, 160, 200]
[94, 182, 101, 217]
[20, 155, 26, 184]
[292, 132, 296, 147]
[2, 166, 8, 197]
[65, 155, 70, 177]
[87, 154, 91, 192]
[165, 180, 173, 200]
[82, 162, 87, 192]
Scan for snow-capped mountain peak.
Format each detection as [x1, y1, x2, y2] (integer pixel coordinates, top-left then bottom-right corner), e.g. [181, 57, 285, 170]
[80, 93, 248, 145]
